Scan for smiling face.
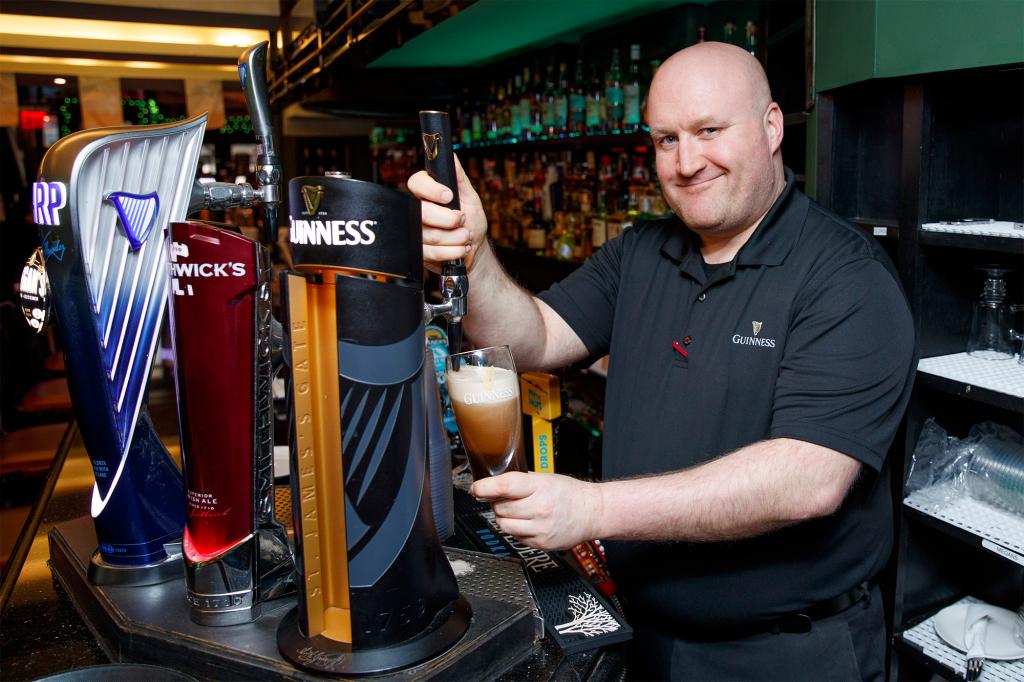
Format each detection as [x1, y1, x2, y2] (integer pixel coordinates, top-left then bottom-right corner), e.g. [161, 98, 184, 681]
[647, 42, 785, 241]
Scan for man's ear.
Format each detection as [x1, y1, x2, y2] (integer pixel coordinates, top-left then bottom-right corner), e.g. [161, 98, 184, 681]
[764, 102, 784, 154]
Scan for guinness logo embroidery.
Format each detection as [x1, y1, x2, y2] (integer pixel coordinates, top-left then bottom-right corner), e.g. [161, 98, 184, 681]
[301, 184, 324, 216]
[421, 132, 442, 161]
[733, 321, 776, 348]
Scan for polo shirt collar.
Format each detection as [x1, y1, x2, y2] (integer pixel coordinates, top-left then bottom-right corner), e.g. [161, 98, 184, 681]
[659, 167, 805, 280]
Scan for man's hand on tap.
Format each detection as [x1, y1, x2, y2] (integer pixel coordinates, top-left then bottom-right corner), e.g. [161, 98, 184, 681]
[407, 154, 488, 273]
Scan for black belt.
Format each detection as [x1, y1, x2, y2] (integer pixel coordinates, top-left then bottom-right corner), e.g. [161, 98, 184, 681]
[672, 582, 873, 642]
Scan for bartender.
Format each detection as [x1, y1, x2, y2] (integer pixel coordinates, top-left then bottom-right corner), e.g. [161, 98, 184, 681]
[409, 42, 915, 681]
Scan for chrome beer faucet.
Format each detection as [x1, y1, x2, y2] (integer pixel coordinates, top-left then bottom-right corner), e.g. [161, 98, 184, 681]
[187, 42, 281, 245]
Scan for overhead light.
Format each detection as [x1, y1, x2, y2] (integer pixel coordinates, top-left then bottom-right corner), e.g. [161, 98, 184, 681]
[0, 14, 265, 49]
[53, 77, 67, 85]
[0, 54, 237, 79]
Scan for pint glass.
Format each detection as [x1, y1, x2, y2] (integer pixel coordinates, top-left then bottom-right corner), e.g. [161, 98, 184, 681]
[445, 346, 527, 480]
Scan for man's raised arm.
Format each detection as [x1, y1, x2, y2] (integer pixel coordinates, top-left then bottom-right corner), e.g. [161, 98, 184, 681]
[408, 155, 588, 371]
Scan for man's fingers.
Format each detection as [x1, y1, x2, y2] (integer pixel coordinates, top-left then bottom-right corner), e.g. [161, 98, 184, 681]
[423, 226, 471, 247]
[493, 516, 534, 539]
[471, 471, 535, 501]
[424, 244, 471, 263]
[490, 498, 533, 520]
[407, 169, 454, 204]
[421, 202, 465, 230]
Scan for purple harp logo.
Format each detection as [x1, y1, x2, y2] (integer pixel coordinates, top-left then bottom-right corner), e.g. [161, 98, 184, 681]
[107, 191, 160, 251]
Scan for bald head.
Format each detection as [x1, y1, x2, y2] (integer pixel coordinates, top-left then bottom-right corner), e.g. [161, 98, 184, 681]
[651, 42, 773, 117]
[644, 41, 785, 246]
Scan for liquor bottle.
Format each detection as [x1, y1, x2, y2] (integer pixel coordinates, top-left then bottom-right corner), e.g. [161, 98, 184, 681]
[569, 58, 586, 135]
[509, 74, 523, 140]
[459, 87, 472, 146]
[541, 159, 557, 222]
[723, 19, 740, 46]
[554, 211, 577, 261]
[627, 152, 650, 218]
[591, 182, 608, 249]
[697, 25, 707, 43]
[616, 151, 632, 213]
[541, 64, 557, 136]
[498, 80, 511, 141]
[605, 48, 624, 131]
[530, 67, 545, 139]
[503, 155, 519, 241]
[525, 186, 546, 252]
[623, 44, 642, 132]
[745, 20, 759, 59]
[519, 66, 534, 141]
[570, 210, 585, 260]
[471, 94, 482, 143]
[485, 82, 499, 141]
[554, 62, 569, 135]
[586, 64, 604, 134]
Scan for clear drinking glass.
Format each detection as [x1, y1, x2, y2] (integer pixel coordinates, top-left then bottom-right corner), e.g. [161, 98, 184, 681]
[1012, 304, 1024, 366]
[445, 345, 527, 481]
[967, 266, 1015, 360]
[1016, 602, 1024, 647]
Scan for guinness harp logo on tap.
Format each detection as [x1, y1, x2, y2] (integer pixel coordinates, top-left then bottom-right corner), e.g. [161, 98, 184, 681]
[301, 184, 324, 215]
[421, 132, 442, 161]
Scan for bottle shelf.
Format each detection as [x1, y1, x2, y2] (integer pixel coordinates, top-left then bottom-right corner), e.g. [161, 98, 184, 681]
[896, 596, 1024, 682]
[919, 222, 1024, 254]
[916, 354, 1024, 411]
[904, 483, 1024, 566]
[922, 221, 1024, 239]
[454, 130, 652, 154]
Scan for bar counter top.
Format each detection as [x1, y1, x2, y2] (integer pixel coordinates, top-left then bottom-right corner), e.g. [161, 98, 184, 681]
[0, 389, 625, 681]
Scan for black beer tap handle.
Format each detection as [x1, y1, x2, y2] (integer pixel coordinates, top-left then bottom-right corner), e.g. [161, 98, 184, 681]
[419, 110, 467, 355]
[418, 110, 461, 213]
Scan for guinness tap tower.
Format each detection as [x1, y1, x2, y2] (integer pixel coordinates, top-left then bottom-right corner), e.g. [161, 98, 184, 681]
[276, 174, 471, 675]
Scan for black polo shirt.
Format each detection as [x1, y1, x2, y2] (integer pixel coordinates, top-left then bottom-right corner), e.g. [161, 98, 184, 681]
[537, 169, 916, 632]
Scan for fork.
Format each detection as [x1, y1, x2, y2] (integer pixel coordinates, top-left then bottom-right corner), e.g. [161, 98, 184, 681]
[965, 655, 983, 682]
[964, 615, 989, 682]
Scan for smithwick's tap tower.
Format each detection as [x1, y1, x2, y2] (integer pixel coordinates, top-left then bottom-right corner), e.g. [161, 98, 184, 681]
[276, 171, 471, 674]
[167, 41, 295, 626]
[167, 222, 294, 625]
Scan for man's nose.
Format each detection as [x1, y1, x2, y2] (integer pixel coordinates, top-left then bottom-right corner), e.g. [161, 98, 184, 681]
[675, 136, 704, 177]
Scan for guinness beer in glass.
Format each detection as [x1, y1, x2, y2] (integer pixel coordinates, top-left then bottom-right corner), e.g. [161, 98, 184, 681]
[445, 346, 528, 479]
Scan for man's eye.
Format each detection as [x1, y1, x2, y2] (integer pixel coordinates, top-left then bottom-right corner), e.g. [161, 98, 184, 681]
[699, 128, 719, 136]
[656, 135, 676, 147]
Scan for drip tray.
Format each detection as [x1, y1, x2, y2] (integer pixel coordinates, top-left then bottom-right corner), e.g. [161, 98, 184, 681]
[49, 516, 539, 680]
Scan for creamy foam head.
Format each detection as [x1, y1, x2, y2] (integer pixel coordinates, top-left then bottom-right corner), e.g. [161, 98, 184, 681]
[447, 364, 518, 405]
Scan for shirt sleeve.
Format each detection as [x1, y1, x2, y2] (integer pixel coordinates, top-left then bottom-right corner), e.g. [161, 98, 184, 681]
[769, 258, 917, 471]
[536, 229, 627, 361]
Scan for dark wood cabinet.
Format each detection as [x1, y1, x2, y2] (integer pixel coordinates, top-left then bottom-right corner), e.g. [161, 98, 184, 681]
[817, 63, 1024, 681]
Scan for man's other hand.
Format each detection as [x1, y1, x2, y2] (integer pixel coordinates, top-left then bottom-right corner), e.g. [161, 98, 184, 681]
[407, 154, 489, 273]
[471, 472, 603, 552]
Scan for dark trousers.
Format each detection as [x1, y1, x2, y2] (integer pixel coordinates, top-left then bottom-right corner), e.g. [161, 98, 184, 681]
[626, 586, 886, 682]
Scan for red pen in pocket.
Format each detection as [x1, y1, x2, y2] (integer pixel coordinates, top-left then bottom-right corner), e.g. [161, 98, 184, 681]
[672, 340, 688, 358]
